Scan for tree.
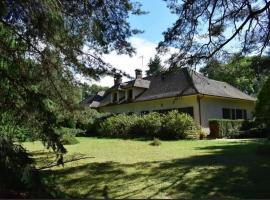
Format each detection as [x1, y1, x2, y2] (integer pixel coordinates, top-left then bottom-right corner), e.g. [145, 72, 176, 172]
[80, 83, 109, 100]
[255, 76, 270, 129]
[158, 0, 270, 67]
[0, 0, 143, 192]
[200, 54, 270, 95]
[146, 55, 164, 76]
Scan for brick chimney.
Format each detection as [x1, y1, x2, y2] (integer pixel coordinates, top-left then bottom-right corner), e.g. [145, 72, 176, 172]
[135, 69, 142, 79]
[114, 73, 122, 85]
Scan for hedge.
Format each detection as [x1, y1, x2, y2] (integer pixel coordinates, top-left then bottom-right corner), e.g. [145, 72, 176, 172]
[99, 111, 198, 140]
[209, 119, 244, 138]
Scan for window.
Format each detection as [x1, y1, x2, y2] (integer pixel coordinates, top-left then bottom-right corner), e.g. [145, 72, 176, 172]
[243, 110, 247, 119]
[232, 109, 236, 120]
[127, 89, 133, 100]
[222, 108, 231, 119]
[222, 108, 247, 120]
[178, 107, 194, 118]
[236, 109, 243, 119]
[112, 92, 117, 103]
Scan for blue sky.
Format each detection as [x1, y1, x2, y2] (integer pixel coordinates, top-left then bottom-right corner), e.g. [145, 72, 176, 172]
[128, 0, 177, 43]
[93, 0, 178, 86]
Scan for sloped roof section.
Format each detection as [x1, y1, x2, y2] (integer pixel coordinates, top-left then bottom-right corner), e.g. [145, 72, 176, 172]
[80, 91, 105, 108]
[188, 70, 256, 101]
[121, 79, 150, 89]
[134, 68, 197, 101]
[82, 67, 255, 108]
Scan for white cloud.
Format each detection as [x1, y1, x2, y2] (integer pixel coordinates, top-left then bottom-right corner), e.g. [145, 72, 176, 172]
[89, 37, 176, 87]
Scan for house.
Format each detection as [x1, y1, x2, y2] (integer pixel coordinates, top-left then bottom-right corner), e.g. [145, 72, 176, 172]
[83, 67, 256, 129]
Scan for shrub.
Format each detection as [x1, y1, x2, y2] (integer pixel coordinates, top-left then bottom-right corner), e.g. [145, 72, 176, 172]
[209, 119, 244, 138]
[99, 114, 137, 138]
[60, 134, 79, 145]
[149, 138, 161, 146]
[256, 144, 270, 156]
[198, 130, 208, 140]
[209, 119, 269, 139]
[74, 108, 101, 130]
[57, 127, 80, 145]
[99, 111, 197, 140]
[130, 112, 163, 137]
[255, 76, 270, 128]
[161, 110, 197, 140]
[58, 107, 104, 131]
[85, 113, 112, 136]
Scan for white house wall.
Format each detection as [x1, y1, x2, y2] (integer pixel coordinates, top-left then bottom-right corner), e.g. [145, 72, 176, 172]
[99, 95, 200, 125]
[200, 96, 255, 127]
[98, 94, 256, 129]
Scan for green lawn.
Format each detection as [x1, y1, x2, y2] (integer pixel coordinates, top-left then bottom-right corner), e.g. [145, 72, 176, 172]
[24, 138, 270, 199]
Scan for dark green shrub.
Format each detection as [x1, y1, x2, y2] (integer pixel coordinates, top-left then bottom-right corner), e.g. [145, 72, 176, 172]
[60, 134, 79, 145]
[61, 118, 76, 129]
[130, 112, 163, 137]
[149, 138, 161, 146]
[74, 108, 101, 130]
[255, 76, 270, 128]
[85, 113, 112, 136]
[161, 110, 197, 139]
[56, 127, 80, 145]
[99, 114, 138, 138]
[256, 144, 270, 155]
[209, 119, 244, 138]
[99, 111, 197, 140]
[210, 119, 269, 139]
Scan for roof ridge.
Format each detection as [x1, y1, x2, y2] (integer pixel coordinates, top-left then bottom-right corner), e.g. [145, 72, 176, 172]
[183, 67, 200, 94]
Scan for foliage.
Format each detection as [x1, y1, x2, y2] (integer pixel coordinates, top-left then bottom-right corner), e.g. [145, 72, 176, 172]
[60, 134, 79, 145]
[149, 138, 161, 146]
[256, 144, 270, 156]
[209, 119, 245, 138]
[0, 113, 34, 142]
[131, 112, 163, 137]
[56, 127, 81, 145]
[255, 76, 270, 128]
[0, 136, 35, 191]
[158, 1, 270, 67]
[161, 111, 197, 140]
[198, 130, 208, 140]
[200, 54, 270, 95]
[0, 0, 143, 192]
[80, 83, 109, 100]
[146, 55, 165, 76]
[100, 114, 138, 138]
[99, 111, 197, 140]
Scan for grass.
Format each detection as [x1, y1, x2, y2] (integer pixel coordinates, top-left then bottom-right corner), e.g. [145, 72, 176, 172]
[24, 137, 270, 199]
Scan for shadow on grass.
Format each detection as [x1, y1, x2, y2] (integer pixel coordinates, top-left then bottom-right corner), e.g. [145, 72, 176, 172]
[41, 140, 270, 199]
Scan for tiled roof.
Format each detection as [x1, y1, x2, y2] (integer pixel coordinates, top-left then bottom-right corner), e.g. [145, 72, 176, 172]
[83, 67, 256, 107]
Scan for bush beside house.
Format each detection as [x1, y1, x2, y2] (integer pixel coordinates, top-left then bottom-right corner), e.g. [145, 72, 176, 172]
[209, 119, 268, 138]
[99, 111, 198, 140]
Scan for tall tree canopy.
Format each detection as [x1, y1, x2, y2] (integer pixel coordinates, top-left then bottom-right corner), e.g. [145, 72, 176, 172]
[159, 0, 270, 67]
[200, 54, 270, 95]
[255, 76, 270, 129]
[146, 55, 165, 76]
[0, 0, 143, 191]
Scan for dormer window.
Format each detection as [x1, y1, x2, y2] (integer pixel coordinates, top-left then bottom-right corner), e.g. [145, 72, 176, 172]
[112, 92, 118, 103]
[127, 89, 133, 100]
